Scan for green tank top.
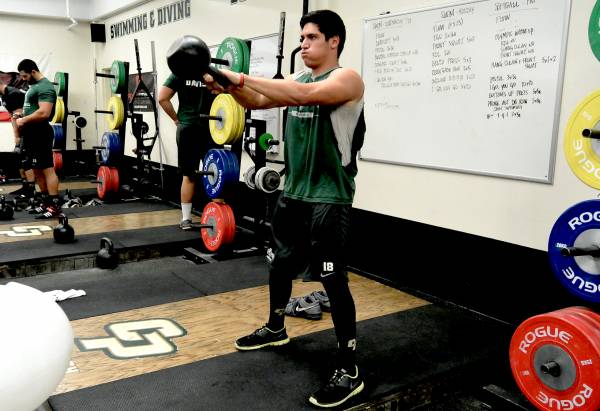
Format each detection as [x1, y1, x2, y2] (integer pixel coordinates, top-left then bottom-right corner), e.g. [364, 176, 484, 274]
[283, 68, 359, 204]
[23, 78, 56, 117]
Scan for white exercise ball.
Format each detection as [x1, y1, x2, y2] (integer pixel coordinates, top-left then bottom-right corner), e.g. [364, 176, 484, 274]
[0, 282, 73, 411]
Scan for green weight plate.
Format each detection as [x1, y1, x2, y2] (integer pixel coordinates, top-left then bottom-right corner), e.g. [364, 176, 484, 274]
[258, 133, 273, 151]
[54, 72, 66, 97]
[216, 37, 245, 73]
[238, 38, 250, 75]
[589, 1, 600, 62]
[110, 60, 126, 94]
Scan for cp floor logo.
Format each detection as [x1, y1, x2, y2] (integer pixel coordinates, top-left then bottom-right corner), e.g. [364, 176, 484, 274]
[75, 318, 187, 359]
[0, 225, 52, 237]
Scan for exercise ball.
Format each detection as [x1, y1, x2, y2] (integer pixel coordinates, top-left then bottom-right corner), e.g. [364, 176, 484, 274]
[0, 282, 73, 411]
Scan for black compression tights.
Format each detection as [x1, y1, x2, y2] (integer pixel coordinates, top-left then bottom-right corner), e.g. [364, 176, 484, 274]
[267, 271, 357, 369]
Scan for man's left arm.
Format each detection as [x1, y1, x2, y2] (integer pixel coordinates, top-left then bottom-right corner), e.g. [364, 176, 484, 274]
[236, 68, 364, 107]
[16, 101, 54, 128]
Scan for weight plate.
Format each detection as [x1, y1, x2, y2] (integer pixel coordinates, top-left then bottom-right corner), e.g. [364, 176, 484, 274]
[96, 166, 111, 200]
[51, 98, 65, 124]
[222, 150, 240, 185]
[52, 124, 65, 149]
[564, 90, 600, 189]
[53, 151, 63, 171]
[233, 98, 245, 144]
[589, 2, 600, 62]
[239, 38, 250, 75]
[54, 72, 66, 97]
[209, 94, 238, 145]
[548, 199, 600, 302]
[215, 202, 236, 245]
[203, 149, 228, 199]
[509, 309, 600, 411]
[201, 201, 229, 252]
[100, 132, 122, 165]
[258, 133, 274, 151]
[110, 60, 126, 94]
[244, 166, 256, 189]
[107, 96, 125, 130]
[109, 167, 120, 193]
[216, 37, 245, 73]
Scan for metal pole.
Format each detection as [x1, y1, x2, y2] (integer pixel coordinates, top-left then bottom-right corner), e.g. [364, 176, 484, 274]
[151, 41, 164, 190]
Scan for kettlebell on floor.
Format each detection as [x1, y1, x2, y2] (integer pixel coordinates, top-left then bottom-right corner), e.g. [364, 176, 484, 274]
[96, 237, 119, 269]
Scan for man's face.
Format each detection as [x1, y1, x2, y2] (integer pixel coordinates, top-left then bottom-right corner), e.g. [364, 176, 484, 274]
[299, 23, 338, 68]
[19, 71, 35, 85]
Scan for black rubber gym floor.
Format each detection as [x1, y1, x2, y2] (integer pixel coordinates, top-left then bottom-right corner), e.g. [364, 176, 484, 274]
[2, 255, 513, 410]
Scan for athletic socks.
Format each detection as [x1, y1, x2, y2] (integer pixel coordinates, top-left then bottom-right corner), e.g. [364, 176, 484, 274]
[181, 202, 192, 221]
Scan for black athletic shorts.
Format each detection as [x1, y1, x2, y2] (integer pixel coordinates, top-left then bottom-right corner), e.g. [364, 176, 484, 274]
[21, 122, 54, 170]
[176, 122, 215, 177]
[268, 194, 351, 282]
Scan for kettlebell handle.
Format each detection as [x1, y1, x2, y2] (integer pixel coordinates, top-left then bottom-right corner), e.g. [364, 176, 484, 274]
[100, 237, 114, 251]
[59, 214, 68, 225]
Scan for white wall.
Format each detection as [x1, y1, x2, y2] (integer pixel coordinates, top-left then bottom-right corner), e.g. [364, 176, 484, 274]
[0, 15, 95, 152]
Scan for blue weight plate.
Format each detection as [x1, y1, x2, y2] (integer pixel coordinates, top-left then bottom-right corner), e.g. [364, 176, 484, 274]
[100, 132, 110, 164]
[222, 150, 239, 185]
[108, 132, 122, 162]
[203, 149, 226, 199]
[52, 124, 65, 149]
[548, 199, 600, 303]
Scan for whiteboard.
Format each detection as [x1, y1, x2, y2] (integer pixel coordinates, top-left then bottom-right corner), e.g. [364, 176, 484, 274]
[361, 0, 571, 182]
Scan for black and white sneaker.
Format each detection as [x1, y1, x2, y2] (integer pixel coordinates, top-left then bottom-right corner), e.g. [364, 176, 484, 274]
[309, 366, 364, 408]
[285, 294, 322, 320]
[234, 325, 290, 351]
[28, 205, 45, 214]
[35, 205, 62, 219]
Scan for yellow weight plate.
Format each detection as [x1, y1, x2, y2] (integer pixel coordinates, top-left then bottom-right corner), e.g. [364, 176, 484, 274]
[51, 98, 65, 123]
[229, 96, 241, 145]
[209, 94, 237, 145]
[233, 98, 246, 144]
[223, 95, 237, 145]
[107, 95, 125, 130]
[564, 89, 600, 189]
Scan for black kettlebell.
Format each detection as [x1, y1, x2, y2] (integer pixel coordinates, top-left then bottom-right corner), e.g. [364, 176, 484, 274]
[53, 214, 75, 243]
[96, 237, 118, 269]
[0, 196, 14, 220]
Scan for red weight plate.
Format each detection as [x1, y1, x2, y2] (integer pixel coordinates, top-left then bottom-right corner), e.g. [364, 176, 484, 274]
[96, 166, 111, 200]
[201, 202, 227, 252]
[110, 167, 120, 193]
[509, 311, 600, 411]
[562, 306, 600, 329]
[53, 152, 63, 171]
[217, 202, 236, 245]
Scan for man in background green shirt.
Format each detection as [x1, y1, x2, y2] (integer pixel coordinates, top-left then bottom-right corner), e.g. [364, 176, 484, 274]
[158, 73, 214, 230]
[16, 59, 61, 219]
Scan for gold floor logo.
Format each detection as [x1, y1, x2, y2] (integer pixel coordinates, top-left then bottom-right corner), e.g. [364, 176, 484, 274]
[0, 225, 52, 237]
[75, 318, 187, 359]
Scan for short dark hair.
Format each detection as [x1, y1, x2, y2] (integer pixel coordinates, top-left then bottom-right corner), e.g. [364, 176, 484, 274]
[17, 59, 39, 73]
[300, 10, 346, 57]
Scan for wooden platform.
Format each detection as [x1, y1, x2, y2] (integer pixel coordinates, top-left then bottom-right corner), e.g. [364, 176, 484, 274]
[57, 273, 429, 394]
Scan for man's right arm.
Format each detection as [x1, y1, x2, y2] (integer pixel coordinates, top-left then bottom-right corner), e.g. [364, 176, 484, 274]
[158, 86, 178, 125]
